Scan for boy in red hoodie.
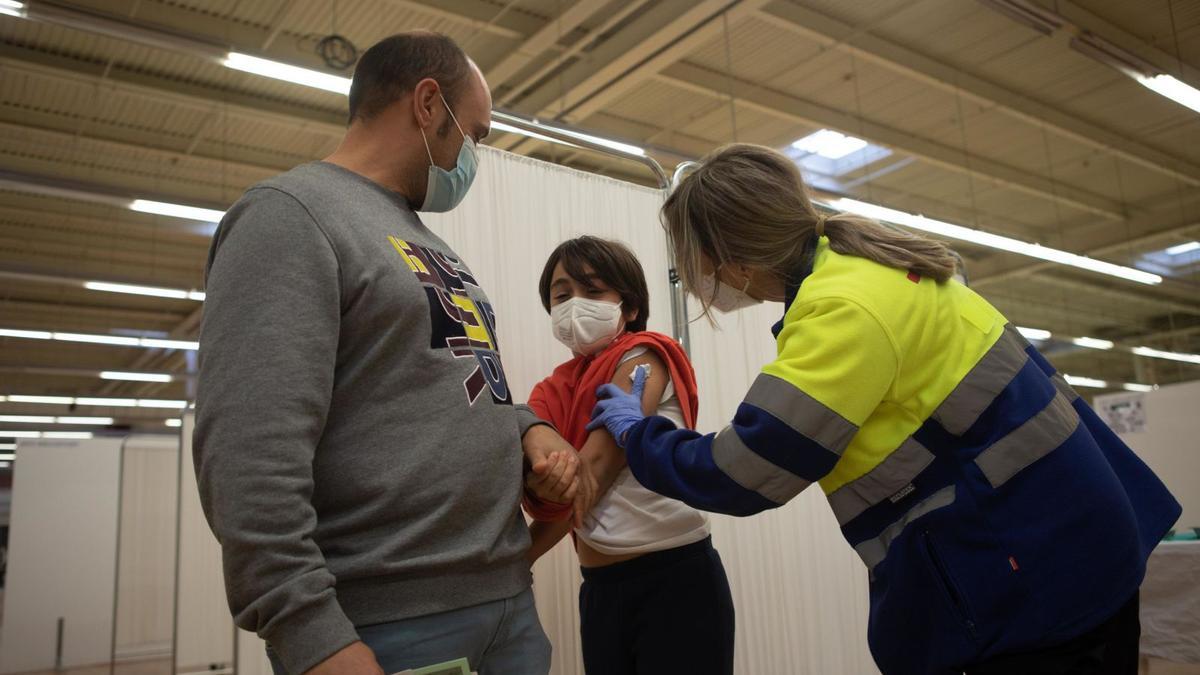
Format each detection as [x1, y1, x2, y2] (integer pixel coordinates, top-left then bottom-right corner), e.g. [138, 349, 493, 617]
[523, 236, 735, 675]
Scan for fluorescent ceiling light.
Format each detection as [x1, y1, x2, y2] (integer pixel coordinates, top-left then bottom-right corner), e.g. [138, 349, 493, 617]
[0, 461, 10, 468]
[0, 328, 199, 351]
[139, 338, 200, 350]
[75, 397, 137, 407]
[1164, 241, 1200, 256]
[7, 395, 74, 404]
[56, 416, 114, 425]
[1137, 74, 1200, 115]
[491, 121, 582, 150]
[165, 419, 183, 428]
[0, 415, 113, 425]
[1122, 383, 1156, 392]
[54, 332, 140, 346]
[130, 199, 225, 223]
[829, 198, 1163, 285]
[223, 52, 351, 95]
[0, 444, 14, 451]
[2, 394, 187, 409]
[0, 0, 24, 18]
[551, 127, 645, 157]
[1017, 326, 1052, 341]
[1064, 375, 1108, 389]
[137, 399, 188, 409]
[0, 431, 41, 438]
[101, 371, 174, 383]
[793, 129, 868, 159]
[44, 431, 94, 439]
[0, 328, 51, 339]
[1072, 337, 1114, 350]
[85, 281, 205, 302]
[1131, 346, 1200, 365]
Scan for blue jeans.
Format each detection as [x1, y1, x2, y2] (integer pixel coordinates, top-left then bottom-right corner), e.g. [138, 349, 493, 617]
[268, 587, 551, 675]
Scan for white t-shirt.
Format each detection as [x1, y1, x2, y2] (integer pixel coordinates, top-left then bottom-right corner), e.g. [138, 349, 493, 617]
[574, 347, 711, 555]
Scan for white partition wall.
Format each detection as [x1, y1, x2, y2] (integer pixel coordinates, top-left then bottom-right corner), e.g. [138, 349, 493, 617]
[425, 147, 876, 674]
[114, 434, 181, 664]
[1095, 380, 1200, 529]
[175, 412, 235, 673]
[0, 437, 123, 673]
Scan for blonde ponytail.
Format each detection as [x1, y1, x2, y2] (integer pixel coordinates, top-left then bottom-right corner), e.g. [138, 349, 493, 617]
[662, 143, 958, 316]
[821, 213, 958, 282]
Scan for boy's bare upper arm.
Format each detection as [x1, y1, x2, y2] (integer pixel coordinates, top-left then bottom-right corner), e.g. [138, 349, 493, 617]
[611, 349, 669, 416]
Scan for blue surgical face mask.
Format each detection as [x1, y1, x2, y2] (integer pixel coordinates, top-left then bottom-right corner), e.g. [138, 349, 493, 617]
[418, 93, 478, 213]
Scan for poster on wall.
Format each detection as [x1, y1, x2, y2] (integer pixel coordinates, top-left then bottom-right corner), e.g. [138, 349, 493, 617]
[1097, 393, 1147, 434]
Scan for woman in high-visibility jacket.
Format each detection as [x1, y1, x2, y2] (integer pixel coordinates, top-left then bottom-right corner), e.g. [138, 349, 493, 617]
[587, 144, 1180, 675]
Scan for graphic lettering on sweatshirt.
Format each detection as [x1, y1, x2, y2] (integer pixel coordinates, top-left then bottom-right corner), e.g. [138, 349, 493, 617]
[389, 236, 512, 406]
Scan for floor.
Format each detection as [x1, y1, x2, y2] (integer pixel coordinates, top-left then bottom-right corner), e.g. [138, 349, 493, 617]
[15, 659, 172, 675]
[1143, 657, 1200, 675]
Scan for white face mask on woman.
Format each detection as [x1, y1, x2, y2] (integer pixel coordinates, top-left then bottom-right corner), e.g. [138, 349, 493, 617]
[699, 273, 761, 313]
[551, 297, 624, 355]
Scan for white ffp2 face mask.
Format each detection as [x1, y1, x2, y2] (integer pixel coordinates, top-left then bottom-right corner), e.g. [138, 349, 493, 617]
[699, 273, 761, 313]
[551, 297, 624, 356]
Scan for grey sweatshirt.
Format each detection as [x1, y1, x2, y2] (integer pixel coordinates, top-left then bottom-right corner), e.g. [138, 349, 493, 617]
[194, 161, 540, 674]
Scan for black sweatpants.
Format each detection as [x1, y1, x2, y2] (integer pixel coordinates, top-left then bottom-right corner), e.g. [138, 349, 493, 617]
[579, 536, 735, 675]
[965, 591, 1141, 675]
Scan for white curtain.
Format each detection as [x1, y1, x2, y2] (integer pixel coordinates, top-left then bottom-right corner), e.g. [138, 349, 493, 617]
[425, 147, 878, 675]
[691, 307, 879, 675]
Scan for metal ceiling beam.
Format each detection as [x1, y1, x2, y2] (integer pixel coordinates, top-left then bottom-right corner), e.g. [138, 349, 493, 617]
[0, 47, 346, 138]
[497, 0, 772, 155]
[0, 114, 286, 179]
[0, 299, 186, 326]
[510, 0, 739, 120]
[1025, 0, 1200, 83]
[0, 267, 202, 295]
[756, 2, 1200, 188]
[378, 0, 534, 41]
[495, 0, 653, 108]
[656, 61, 1129, 221]
[1007, 274, 1200, 316]
[486, 0, 610, 87]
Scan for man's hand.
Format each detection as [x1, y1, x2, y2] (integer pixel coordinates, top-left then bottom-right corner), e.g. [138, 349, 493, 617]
[525, 449, 579, 504]
[303, 641, 384, 675]
[522, 425, 599, 528]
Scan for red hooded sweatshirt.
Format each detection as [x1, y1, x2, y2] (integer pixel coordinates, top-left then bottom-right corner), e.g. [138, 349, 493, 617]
[523, 331, 698, 522]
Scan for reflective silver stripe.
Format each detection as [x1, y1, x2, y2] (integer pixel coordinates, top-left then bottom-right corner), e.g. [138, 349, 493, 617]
[932, 327, 1029, 435]
[975, 392, 1080, 488]
[826, 438, 936, 526]
[1051, 374, 1080, 402]
[711, 426, 810, 504]
[853, 485, 957, 570]
[745, 373, 857, 455]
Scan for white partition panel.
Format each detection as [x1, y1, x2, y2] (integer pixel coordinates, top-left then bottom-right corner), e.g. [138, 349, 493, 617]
[114, 434, 180, 663]
[1095, 380, 1200, 529]
[237, 629, 273, 675]
[0, 437, 123, 673]
[175, 412, 235, 673]
[425, 147, 876, 674]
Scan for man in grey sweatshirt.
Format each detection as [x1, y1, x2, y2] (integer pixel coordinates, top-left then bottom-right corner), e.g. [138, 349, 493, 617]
[195, 32, 593, 675]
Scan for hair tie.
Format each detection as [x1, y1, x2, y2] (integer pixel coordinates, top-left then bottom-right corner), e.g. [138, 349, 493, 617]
[814, 214, 827, 238]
